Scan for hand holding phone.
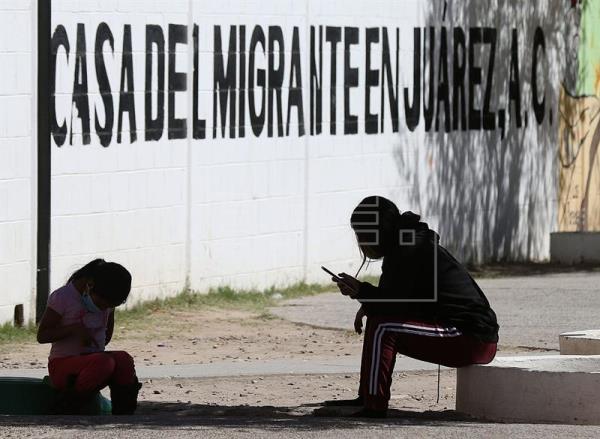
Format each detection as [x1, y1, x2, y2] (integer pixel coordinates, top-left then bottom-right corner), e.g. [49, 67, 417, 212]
[321, 266, 360, 298]
[321, 266, 342, 282]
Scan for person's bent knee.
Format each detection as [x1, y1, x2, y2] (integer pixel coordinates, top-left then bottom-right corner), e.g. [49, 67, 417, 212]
[110, 351, 134, 367]
[73, 354, 116, 393]
[94, 353, 117, 378]
[108, 350, 136, 386]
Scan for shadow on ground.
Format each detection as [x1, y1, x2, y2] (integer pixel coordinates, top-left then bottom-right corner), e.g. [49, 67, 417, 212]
[0, 401, 481, 430]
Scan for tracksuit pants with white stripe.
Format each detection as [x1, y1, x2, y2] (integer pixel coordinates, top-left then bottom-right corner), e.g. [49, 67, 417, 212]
[359, 315, 497, 410]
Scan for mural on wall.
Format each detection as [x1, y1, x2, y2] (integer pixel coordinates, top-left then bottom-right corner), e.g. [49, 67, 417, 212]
[559, 0, 600, 231]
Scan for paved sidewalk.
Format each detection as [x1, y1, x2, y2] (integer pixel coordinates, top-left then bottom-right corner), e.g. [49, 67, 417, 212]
[1, 355, 441, 380]
[271, 272, 600, 351]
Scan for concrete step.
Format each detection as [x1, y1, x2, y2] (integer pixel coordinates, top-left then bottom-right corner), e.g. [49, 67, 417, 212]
[456, 355, 600, 425]
[560, 330, 600, 355]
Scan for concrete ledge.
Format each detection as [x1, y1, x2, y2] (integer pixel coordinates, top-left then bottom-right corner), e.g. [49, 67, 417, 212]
[560, 330, 600, 355]
[550, 232, 600, 264]
[456, 355, 600, 424]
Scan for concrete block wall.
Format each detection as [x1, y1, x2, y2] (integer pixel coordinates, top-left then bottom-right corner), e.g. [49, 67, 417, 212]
[0, 0, 571, 322]
[50, 0, 190, 300]
[0, 0, 35, 323]
[189, 1, 309, 292]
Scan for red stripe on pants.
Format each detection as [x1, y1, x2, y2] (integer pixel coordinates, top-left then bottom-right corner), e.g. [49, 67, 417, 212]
[49, 351, 136, 393]
[358, 315, 497, 411]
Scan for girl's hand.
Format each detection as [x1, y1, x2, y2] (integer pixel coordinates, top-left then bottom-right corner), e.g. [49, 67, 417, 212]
[72, 324, 98, 348]
[105, 309, 114, 346]
[354, 306, 366, 334]
[335, 273, 361, 299]
[37, 308, 98, 347]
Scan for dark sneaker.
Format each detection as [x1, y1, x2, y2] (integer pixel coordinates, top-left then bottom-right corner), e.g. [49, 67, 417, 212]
[322, 396, 363, 407]
[110, 378, 143, 415]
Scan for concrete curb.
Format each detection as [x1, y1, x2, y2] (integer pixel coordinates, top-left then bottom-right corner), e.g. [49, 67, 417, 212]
[560, 330, 600, 355]
[457, 355, 600, 425]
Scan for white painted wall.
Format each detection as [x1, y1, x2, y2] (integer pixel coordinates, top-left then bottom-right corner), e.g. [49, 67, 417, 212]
[0, 0, 570, 323]
[0, 0, 35, 323]
[50, 0, 189, 303]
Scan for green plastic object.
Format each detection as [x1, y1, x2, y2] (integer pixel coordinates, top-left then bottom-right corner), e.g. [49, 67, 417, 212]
[0, 376, 111, 415]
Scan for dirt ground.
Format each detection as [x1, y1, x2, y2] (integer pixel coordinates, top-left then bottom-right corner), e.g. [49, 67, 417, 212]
[0, 304, 521, 417]
[134, 370, 457, 417]
[0, 303, 532, 370]
[1, 278, 598, 437]
[0, 305, 458, 418]
[0, 308, 363, 370]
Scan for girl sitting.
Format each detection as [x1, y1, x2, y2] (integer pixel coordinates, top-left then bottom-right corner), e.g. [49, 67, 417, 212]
[37, 258, 142, 415]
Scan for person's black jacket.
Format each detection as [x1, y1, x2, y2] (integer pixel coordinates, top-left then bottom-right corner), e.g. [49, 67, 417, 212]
[356, 221, 499, 343]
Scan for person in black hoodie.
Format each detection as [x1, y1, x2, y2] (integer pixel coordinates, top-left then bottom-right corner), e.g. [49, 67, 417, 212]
[324, 195, 499, 418]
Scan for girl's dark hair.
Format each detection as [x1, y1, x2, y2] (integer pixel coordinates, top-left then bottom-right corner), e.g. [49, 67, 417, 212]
[350, 195, 421, 255]
[68, 258, 132, 306]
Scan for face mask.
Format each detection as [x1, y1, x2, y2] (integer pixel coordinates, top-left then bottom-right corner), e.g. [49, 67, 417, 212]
[82, 292, 102, 313]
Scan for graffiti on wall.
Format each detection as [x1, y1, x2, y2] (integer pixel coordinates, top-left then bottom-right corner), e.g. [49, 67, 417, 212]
[559, 0, 600, 231]
[51, 20, 551, 147]
[51, 2, 600, 233]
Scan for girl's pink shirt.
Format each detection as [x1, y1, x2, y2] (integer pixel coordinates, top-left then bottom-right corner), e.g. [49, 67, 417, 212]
[46, 282, 111, 360]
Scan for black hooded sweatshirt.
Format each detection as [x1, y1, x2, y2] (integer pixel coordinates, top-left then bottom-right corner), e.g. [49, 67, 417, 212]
[356, 221, 499, 343]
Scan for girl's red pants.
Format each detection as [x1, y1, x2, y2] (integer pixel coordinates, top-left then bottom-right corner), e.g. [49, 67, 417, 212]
[49, 351, 136, 393]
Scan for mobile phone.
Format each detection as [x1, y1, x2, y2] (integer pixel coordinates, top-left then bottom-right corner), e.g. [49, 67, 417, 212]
[321, 266, 342, 282]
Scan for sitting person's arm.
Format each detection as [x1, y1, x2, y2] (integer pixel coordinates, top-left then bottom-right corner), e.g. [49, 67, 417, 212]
[37, 307, 97, 347]
[105, 309, 115, 345]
